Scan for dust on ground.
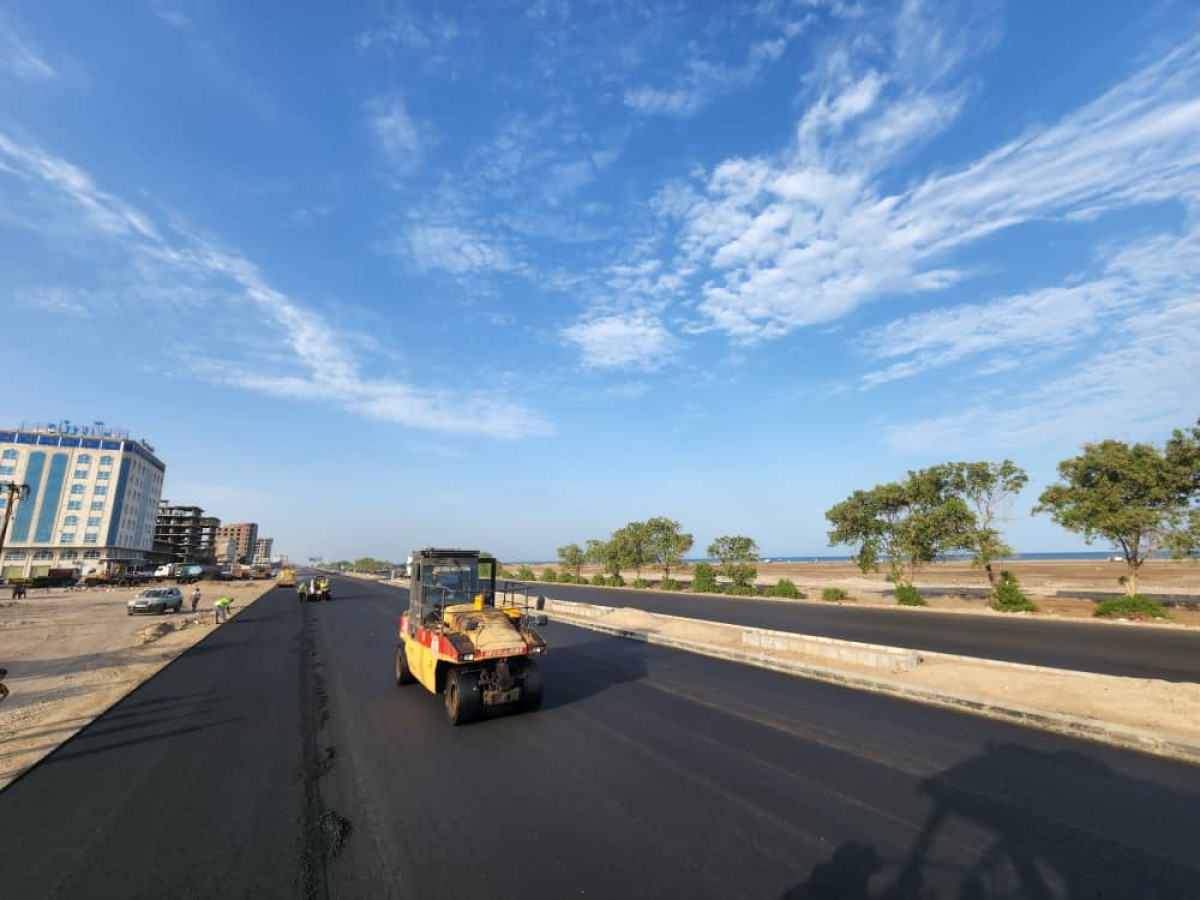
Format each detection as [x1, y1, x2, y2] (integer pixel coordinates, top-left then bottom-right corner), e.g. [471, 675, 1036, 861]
[0, 580, 272, 789]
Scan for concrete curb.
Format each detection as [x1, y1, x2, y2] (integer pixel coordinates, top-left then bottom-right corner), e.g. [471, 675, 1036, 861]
[543, 603, 1200, 767]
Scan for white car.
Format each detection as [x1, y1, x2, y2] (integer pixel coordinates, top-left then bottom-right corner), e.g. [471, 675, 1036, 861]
[127, 587, 184, 615]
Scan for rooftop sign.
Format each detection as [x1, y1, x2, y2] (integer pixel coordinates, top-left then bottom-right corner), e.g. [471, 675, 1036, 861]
[20, 420, 131, 440]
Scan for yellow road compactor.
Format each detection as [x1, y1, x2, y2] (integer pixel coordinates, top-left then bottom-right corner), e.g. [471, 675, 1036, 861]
[396, 548, 547, 724]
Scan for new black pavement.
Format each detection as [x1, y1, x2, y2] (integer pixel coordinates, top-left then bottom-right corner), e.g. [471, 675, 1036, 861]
[3, 575, 1199, 899]
[529, 581, 1200, 681]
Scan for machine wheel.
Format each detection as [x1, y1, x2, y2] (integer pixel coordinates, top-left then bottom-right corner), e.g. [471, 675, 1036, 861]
[395, 645, 415, 685]
[444, 669, 483, 725]
[520, 659, 544, 712]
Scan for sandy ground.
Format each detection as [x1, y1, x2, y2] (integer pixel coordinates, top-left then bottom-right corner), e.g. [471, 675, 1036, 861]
[0, 580, 272, 790]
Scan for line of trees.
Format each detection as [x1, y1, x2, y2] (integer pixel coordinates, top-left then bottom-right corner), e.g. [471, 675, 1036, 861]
[825, 418, 1200, 605]
[552, 518, 764, 594]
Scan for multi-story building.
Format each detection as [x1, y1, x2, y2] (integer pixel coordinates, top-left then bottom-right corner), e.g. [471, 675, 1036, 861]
[155, 503, 220, 566]
[253, 537, 274, 565]
[0, 421, 165, 581]
[215, 522, 258, 564]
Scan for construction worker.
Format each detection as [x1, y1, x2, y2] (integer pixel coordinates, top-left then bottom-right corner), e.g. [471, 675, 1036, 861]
[214, 596, 232, 624]
[298, 580, 308, 601]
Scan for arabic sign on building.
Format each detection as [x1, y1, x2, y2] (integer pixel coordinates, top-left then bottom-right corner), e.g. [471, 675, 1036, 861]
[20, 420, 131, 440]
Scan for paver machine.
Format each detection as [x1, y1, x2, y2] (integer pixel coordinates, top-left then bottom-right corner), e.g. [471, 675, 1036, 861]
[396, 548, 548, 725]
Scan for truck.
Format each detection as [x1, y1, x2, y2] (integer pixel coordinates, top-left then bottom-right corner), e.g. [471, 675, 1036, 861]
[396, 548, 547, 725]
[174, 564, 220, 584]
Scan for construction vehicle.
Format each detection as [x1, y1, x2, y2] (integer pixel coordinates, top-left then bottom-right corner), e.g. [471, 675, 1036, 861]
[276, 567, 297, 588]
[396, 548, 548, 725]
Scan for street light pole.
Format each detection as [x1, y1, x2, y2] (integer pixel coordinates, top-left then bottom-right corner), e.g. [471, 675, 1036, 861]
[0, 481, 33, 572]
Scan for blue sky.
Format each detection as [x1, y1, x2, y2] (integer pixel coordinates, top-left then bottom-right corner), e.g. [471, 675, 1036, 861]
[1, 1, 1197, 563]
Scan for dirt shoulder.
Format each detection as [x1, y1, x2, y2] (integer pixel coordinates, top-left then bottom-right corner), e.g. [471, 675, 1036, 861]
[0, 580, 272, 790]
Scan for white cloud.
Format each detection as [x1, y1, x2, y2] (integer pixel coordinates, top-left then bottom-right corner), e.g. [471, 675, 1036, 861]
[366, 94, 423, 173]
[0, 27, 56, 80]
[624, 35, 796, 118]
[561, 314, 679, 371]
[0, 131, 552, 440]
[403, 223, 519, 275]
[879, 223, 1200, 452]
[661, 20, 1200, 343]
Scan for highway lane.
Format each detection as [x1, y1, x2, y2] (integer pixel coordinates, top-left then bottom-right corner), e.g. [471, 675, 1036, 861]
[524, 581, 1200, 681]
[2, 574, 1199, 899]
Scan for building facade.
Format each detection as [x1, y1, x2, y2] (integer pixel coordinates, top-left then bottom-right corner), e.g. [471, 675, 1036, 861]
[1, 422, 165, 581]
[253, 537, 274, 565]
[215, 522, 258, 564]
[154, 504, 221, 565]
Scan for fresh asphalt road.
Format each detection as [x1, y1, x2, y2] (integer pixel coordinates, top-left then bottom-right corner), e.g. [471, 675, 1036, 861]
[522, 581, 1200, 681]
[2, 574, 1199, 899]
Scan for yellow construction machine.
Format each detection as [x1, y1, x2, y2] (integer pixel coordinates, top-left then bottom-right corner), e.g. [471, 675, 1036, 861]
[396, 548, 547, 725]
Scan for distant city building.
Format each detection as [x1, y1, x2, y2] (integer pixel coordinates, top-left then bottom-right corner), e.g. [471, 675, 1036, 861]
[253, 536, 273, 565]
[155, 503, 220, 566]
[0, 421, 165, 581]
[215, 522, 258, 564]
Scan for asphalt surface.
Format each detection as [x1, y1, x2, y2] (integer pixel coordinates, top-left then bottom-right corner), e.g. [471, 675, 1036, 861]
[523, 581, 1200, 681]
[2, 574, 1199, 899]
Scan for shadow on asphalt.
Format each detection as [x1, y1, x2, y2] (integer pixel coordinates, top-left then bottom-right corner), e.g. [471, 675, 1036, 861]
[539, 634, 649, 710]
[781, 742, 1200, 899]
[45, 716, 246, 765]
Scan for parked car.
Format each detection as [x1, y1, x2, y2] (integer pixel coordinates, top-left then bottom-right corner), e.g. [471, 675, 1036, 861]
[127, 587, 184, 615]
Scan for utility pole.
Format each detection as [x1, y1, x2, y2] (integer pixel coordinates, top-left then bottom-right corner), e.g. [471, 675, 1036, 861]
[0, 481, 33, 569]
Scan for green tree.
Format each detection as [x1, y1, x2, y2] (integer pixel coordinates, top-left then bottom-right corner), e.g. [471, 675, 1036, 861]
[353, 556, 388, 572]
[587, 531, 636, 582]
[707, 535, 759, 590]
[943, 460, 1028, 590]
[557, 543, 586, 580]
[690, 562, 718, 593]
[615, 521, 653, 580]
[645, 517, 693, 581]
[826, 468, 974, 590]
[1036, 428, 1200, 596]
[1163, 419, 1200, 558]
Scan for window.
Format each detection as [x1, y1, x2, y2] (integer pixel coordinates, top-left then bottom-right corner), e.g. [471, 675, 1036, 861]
[90, 501, 104, 510]
[87, 517, 102, 527]
[63, 515, 79, 526]
[33, 550, 53, 560]
[83, 550, 100, 559]
[0, 465, 14, 476]
[97, 471, 111, 480]
[61, 550, 78, 560]
[1, 449, 17, 459]
[94, 486, 108, 496]
[4, 551, 27, 560]
[99, 455, 113, 466]
[74, 470, 89, 479]
[70, 485, 84, 495]
[78, 454, 91, 463]
[83, 533, 98, 544]
[68, 501, 82, 511]
[61, 533, 76, 543]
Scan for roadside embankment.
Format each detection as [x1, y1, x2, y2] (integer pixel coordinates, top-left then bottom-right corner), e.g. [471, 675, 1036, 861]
[541, 598, 1200, 765]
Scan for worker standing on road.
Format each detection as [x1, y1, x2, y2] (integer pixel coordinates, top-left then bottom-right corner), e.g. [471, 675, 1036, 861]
[214, 595, 232, 624]
[190, 586, 202, 613]
[298, 580, 308, 601]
